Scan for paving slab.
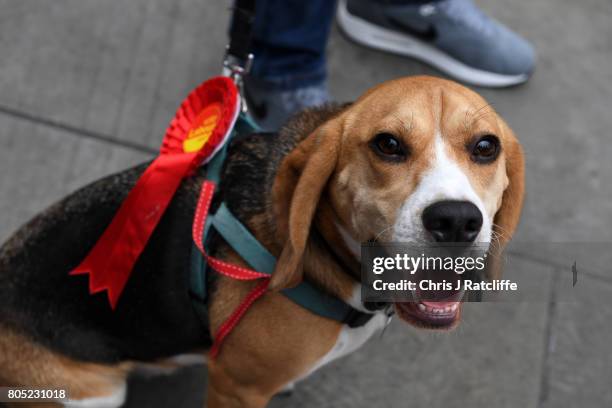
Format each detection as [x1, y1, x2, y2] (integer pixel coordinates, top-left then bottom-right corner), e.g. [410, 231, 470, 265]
[541, 273, 612, 408]
[0, 0, 227, 149]
[0, 116, 150, 242]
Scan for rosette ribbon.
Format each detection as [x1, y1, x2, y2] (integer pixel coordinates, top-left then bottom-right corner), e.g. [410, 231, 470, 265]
[71, 77, 239, 308]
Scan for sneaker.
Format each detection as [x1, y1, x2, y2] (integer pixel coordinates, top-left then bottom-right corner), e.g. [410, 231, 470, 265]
[243, 76, 331, 131]
[337, 0, 536, 87]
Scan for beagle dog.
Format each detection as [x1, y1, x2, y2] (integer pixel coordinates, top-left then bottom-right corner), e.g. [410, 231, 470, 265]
[0, 76, 524, 407]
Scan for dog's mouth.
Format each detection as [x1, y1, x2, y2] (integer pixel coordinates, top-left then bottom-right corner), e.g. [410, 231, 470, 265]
[395, 300, 461, 328]
[394, 289, 464, 329]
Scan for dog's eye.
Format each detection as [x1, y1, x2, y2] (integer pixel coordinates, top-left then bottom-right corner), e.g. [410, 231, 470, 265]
[470, 135, 500, 164]
[370, 133, 407, 162]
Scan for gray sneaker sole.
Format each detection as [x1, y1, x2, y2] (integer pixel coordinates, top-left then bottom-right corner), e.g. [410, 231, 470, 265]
[336, 0, 529, 88]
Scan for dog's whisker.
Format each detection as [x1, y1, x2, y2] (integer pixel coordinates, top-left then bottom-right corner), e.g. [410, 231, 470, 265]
[373, 225, 394, 242]
[491, 223, 511, 242]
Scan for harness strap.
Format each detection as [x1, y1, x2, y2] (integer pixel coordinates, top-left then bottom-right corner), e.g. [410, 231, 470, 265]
[192, 181, 271, 358]
[211, 203, 276, 274]
[192, 180, 376, 358]
[211, 279, 269, 358]
[193, 181, 268, 280]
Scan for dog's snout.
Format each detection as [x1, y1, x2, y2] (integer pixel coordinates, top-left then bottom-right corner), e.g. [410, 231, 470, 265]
[422, 200, 483, 243]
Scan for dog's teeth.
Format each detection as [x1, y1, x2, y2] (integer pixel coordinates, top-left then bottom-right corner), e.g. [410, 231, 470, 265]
[417, 302, 459, 315]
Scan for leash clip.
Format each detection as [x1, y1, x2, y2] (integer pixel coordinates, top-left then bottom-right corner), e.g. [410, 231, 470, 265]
[222, 50, 254, 114]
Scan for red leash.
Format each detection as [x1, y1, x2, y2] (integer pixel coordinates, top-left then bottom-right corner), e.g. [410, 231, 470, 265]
[192, 181, 271, 358]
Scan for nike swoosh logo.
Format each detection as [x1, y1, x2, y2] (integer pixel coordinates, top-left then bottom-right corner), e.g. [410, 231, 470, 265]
[243, 83, 267, 119]
[386, 17, 438, 42]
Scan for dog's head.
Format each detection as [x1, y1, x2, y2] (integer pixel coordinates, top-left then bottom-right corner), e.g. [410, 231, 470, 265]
[271, 76, 524, 329]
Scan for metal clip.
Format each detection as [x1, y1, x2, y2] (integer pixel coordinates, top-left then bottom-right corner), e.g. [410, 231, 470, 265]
[222, 48, 254, 114]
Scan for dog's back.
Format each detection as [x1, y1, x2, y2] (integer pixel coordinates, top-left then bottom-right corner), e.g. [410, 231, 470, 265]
[0, 163, 212, 364]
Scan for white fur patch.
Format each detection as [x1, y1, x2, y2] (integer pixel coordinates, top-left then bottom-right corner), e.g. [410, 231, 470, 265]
[132, 353, 207, 377]
[64, 382, 126, 408]
[392, 134, 492, 247]
[162, 353, 207, 366]
[297, 311, 387, 383]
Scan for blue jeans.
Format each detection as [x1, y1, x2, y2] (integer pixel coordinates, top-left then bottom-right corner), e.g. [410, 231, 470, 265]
[248, 0, 436, 90]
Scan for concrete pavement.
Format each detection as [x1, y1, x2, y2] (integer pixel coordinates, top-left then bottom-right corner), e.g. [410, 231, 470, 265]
[0, 1, 611, 407]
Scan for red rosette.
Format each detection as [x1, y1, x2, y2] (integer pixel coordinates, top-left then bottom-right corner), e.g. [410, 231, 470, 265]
[162, 76, 239, 167]
[71, 77, 239, 309]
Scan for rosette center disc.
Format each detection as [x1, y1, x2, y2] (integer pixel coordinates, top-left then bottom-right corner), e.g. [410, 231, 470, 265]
[183, 103, 222, 153]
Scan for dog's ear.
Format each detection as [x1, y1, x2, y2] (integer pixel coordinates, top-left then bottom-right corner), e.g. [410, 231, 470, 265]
[270, 118, 343, 291]
[494, 120, 525, 244]
[488, 119, 525, 279]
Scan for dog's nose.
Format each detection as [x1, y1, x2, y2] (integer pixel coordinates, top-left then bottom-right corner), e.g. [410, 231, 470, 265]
[422, 200, 483, 243]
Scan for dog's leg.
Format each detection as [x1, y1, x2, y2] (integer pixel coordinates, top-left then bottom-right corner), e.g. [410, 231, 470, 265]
[0, 325, 132, 408]
[205, 359, 274, 408]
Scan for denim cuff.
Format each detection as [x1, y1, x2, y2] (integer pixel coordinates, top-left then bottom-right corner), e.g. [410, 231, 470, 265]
[249, 62, 327, 91]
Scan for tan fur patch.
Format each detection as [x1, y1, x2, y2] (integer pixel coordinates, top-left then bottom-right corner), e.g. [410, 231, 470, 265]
[0, 324, 131, 402]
